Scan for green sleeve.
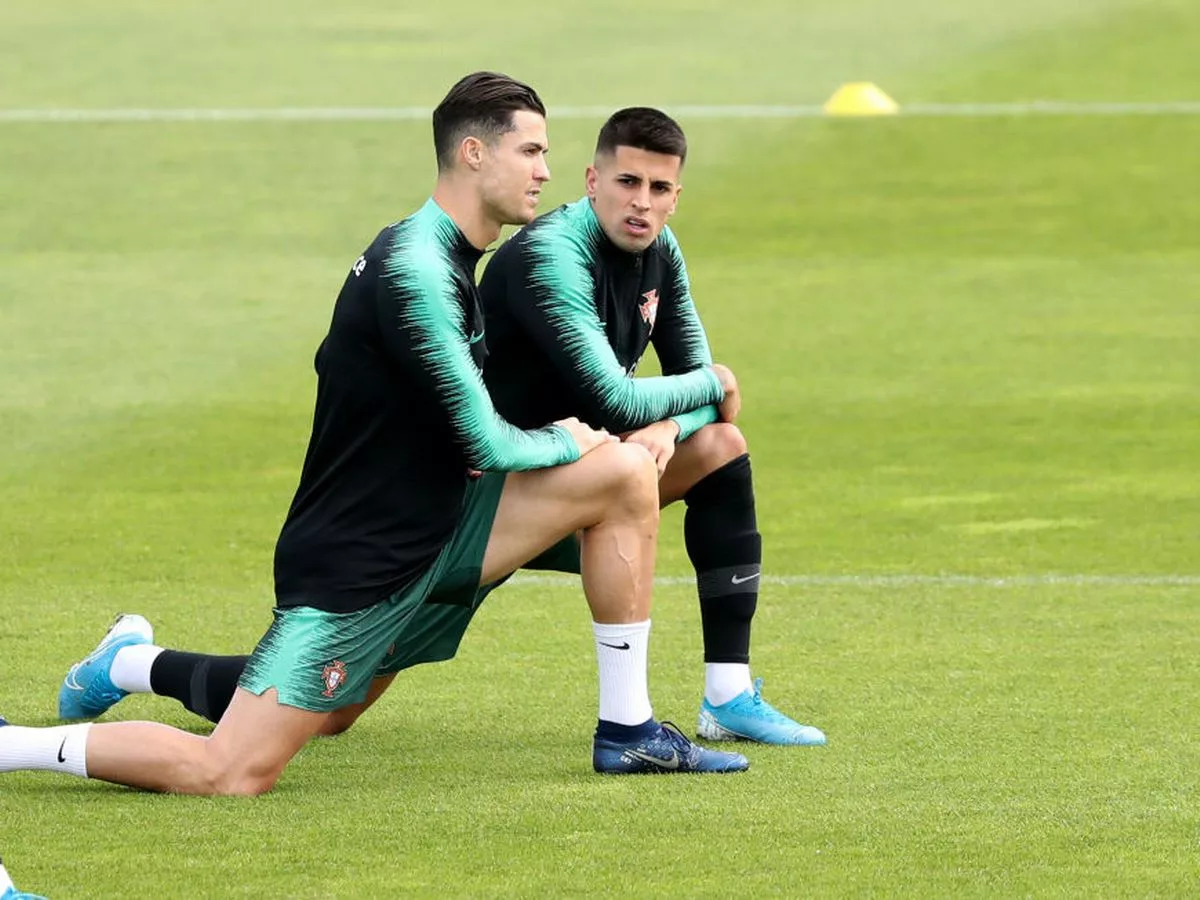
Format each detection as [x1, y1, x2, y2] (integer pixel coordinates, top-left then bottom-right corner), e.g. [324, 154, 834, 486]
[655, 227, 721, 441]
[670, 405, 720, 442]
[380, 222, 580, 471]
[651, 226, 716, 375]
[517, 210, 724, 433]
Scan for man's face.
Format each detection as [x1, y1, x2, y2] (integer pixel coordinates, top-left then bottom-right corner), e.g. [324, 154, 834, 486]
[479, 110, 551, 227]
[586, 145, 683, 253]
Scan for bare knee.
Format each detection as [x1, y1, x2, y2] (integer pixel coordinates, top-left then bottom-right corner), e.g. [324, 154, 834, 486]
[318, 709, 361, 737]
[211, 766, 281, 797]
[601, 442, 660, 516]
[690, 422, 748, 469]
[198, 745, 285, 797]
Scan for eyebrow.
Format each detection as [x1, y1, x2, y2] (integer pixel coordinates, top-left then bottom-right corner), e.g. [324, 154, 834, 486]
[519, 140, 549, 153]
[617, 172, 676, 189]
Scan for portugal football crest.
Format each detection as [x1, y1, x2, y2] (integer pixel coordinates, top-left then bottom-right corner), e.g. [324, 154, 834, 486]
[639, 289, 659, 331]
[321, 660, 348, 697]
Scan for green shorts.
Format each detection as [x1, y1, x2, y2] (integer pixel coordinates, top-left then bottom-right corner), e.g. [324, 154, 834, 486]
[241, 474, 584, 711]
[241, 472, 514, 712]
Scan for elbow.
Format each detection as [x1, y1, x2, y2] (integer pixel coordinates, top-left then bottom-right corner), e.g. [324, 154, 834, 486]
[592, 393, 640, 434]
[462, 439, 497, 472]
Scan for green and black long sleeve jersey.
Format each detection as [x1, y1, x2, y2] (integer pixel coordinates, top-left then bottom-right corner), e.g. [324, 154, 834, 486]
[274, 199, 579, 613]
[480, 198, 723, 439]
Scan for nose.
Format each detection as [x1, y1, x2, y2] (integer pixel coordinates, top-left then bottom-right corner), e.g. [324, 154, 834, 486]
[631, 184, 651, 211]
[535, 155, 551, 183]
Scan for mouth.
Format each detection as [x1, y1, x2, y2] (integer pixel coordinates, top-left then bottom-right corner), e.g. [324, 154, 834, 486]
[526, 188, 542, 203]
[623, 215, 650, 236]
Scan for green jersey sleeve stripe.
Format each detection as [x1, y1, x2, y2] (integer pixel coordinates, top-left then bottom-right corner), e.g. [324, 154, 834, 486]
[671, 405, 720, 442]
[382, 205, 580, 471]
[654, 225, 715, 374]
[524, 202, 723, 433]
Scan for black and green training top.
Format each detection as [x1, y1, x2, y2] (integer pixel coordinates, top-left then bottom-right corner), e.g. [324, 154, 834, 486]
[274, 199, 580, 613]
[480, 197, 723, 439]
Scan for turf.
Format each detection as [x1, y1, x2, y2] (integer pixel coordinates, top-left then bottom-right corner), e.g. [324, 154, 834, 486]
[2, 1, 1199, 897]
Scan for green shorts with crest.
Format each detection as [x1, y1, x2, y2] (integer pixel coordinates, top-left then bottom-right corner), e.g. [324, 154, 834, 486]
[240, 474, 584, 711]
[240, 472, 509, 711]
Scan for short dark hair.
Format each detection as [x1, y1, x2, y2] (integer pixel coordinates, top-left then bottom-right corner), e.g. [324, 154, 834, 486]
[432, 71, 547, 172]
[595, 107, 688, 165]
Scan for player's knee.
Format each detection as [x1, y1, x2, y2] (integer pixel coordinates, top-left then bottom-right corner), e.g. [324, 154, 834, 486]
[319, 710, 359, 737]
[198, 745, 284, 796]
[607, 442, 659, 511]
[231, 772, 280, 797]
[694, 422, 748, 467]
[212, 765, 282, 797]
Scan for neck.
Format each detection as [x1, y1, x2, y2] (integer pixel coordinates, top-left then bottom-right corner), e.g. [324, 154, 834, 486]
[432, 177, 501, 250]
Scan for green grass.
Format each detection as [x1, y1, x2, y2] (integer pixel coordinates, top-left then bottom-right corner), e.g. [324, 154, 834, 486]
[2, 1, 1200, 897]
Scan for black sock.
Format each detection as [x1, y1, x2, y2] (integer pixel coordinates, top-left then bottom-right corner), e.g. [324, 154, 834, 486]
[149, 651, 250, 725]
[595, 718, 658, 742]
[684, 454, 760, 665]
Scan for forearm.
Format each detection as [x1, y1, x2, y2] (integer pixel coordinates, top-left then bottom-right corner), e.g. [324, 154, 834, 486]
[670, 405, 719, 442]
[589, 366, 723, 433]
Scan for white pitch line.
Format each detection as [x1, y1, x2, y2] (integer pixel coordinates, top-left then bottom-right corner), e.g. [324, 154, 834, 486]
[901, 100, 1200, 117]
[4, 101, 1200, 124]
[510, 573, 1200, 588]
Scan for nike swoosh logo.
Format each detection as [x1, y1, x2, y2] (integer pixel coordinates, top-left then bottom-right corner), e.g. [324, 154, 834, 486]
[57, 738, 68, 763]
[598, 641, 631, 650]
[731, 573, 760, 585]
[64, 665, 84, 691]
[69, 634, 122, 678]
[626, 748, 680, 770]
[467, 330, 485, 345]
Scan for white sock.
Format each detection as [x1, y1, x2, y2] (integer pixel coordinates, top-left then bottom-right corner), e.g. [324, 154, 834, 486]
[109, 644, 164, 694]
[0, 723, 90, 777]
[705, 662, 753, 706]
[593, 620, 653, 725]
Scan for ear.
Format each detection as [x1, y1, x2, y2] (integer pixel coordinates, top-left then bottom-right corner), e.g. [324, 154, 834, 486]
[666, 184, 682, 218]
[585, 165, 599, 200]
[460, 136, 485, 171]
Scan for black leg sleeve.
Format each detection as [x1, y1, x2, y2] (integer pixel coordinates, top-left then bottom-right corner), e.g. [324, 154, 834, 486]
[149, 651, 250, 725]
[683, 454, 761, 664]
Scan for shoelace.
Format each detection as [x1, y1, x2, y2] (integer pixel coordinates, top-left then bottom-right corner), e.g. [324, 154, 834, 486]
[751, 677, 765, 704]
[658, 721, 697, 756]
[748, 678, 795, 725]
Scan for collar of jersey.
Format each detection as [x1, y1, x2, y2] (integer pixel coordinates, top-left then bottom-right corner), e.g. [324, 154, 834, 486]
[422, 197, 486, 267]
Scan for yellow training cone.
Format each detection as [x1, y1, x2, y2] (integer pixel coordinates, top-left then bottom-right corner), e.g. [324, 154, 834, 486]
[823, 82, 899, 117]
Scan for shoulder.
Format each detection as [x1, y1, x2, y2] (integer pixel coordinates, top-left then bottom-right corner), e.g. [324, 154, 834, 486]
[381, 205, 457, 290]
[521, 199, 599, 258]
[652, 226, 691, 297]
[653, 224, 686, 267]
[345, 222, 401, 282]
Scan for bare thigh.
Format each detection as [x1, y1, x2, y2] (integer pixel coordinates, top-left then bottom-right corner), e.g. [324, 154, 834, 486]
[480, 441, 656, 585]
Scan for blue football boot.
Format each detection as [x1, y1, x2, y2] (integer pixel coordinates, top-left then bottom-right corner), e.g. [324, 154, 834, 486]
[58, 614, 154, 720]
[698, 677, 827, 746]
[1, 887, 48, 900]
[593, 720, 749, 774]
[1, 858, 48, 900]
